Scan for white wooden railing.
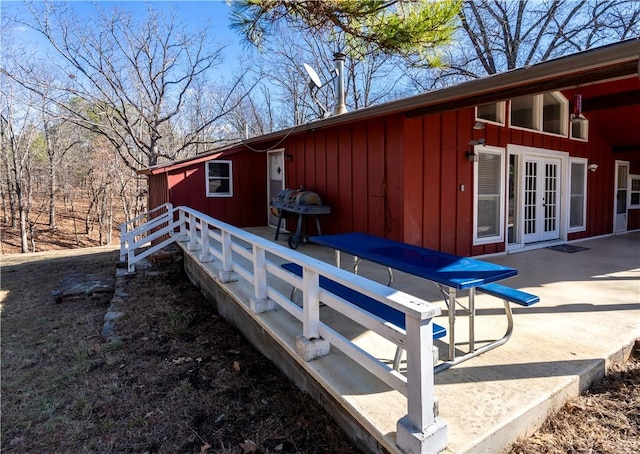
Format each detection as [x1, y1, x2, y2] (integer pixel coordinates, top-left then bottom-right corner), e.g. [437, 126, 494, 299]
[119, 203, 179, 271]
[121, 205, 447, 453]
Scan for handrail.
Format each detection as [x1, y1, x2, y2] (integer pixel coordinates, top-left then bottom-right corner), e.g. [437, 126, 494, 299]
[119, 203, 177, 270]
[175, 206, 445, 452]
[119, 204, 447, 452]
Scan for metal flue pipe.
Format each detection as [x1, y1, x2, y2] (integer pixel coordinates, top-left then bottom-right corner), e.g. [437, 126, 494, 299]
[333, 53, 347, 115]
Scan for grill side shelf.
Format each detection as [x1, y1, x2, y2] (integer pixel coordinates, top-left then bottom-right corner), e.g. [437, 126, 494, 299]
[270, 200, 331, 248]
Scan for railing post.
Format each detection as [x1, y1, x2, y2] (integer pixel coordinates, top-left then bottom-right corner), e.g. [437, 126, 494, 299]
[199, 221, 213, 262]
[187, 214, 198, 251]
[176, 210, 188, 241]
[127, 244, 135, 273]
[249, 245, 274, 313]
[296, 268, 329, 361]
[119, 224, 128, 262]
[396, 314, 447, 453]
[218, 230, 237, 283]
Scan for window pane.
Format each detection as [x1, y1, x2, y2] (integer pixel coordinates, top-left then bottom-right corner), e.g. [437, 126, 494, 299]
[476, 151, 502, 240]
[209, 178, 230, 194]
[209, 162, 230, 178]
[617, 190, 627, 214]
[570, 195, 584, 227]
[511, 96, 535, 129]
[569, 162, 586, 229]
[478, 153, 500, 195]
[542, 93, 563, 135]
[477, 103, 499, 123]
[631, 193, 640, 205]
[617, 166, 628, 188]
[571, 118, 588, 140]
[478, 197, 499, 237]
[571, 163, 585, 193]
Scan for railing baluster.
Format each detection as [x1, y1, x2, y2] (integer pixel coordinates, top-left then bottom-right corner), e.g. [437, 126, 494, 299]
[296, 268, 329, 361]
[218, 231, 236, 283]
[249, 245, 274, 313]
[188, 214, 197, 251]
[397, 315, 447, 453]
[199, 220, 213, 262]
[120, 224, 127, 261]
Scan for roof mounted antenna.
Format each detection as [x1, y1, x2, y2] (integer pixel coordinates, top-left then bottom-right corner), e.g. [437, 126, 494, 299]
[303, 53, 347, 117]
[303, 63, 333, 118]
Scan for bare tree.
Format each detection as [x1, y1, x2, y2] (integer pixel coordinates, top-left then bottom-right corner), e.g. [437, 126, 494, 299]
[4, 2, 255, 170]
[249, 25, 413, 128]
[40, 102, 81, 230]
[414, 0, 640, 89]
[0, 76, 39, 252]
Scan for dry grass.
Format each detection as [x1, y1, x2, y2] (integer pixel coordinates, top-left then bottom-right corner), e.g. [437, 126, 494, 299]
[1, 247, 360, 453]
[509, 346, 640, 454]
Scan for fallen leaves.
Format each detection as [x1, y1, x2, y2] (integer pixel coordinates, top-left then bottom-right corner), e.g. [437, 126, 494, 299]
[239, 439, 257, 453]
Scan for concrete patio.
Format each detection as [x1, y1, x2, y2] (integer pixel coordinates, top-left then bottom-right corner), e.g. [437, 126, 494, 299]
[180, 228, 639, 453]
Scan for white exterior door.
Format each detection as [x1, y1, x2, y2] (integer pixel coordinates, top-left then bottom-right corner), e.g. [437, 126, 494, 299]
[522, 156, 561, 243]
[614, 161, 629, 233]
[267, 150, 285, 228]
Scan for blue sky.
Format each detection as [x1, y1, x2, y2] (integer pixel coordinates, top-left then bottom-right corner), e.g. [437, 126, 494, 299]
[3, 1, 250, 68]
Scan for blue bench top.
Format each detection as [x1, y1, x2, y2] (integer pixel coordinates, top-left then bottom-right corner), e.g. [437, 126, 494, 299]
[477, 282, 539, 307]
[309, 233, 518, 290]
[281, 263, 446, 339]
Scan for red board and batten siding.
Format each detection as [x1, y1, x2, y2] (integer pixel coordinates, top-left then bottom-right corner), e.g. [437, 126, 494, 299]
[403, 109, 478, 257]
[282, 115, 405, 240]
[162, 151, 267, 228]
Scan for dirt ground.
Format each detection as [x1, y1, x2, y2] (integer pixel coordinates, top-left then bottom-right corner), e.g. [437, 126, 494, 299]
[1, 246, 361, 453]
[1, 217, 639, 453]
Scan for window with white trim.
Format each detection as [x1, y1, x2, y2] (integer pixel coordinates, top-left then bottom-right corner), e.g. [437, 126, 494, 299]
[630, 175, 640, 208]
[569, 159, 587, 231]
[510, 95, 537, 130]
[206, 160, 233, 197]
[474, 146, 505, 245]
[509, 91, 569, 137]
[570, 117, 589, 141]
[542, 92, 568, 135]
[476, 102, 505, 125]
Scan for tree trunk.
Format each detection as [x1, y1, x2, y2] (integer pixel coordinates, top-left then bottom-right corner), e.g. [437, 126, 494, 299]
[18, 200, 29, 253]
[49, 158, 56, 229]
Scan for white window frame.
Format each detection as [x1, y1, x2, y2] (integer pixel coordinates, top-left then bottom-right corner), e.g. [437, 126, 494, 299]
[473, 145, 506, 246]
[630, 174, 640, 209]
[509, 95, 540, 131]
[542, 91, 569, 136]
[205, 160, 233, 197]
[475, 101, 506, 126]
[568, 157, 588, 233]
[569, 117, 589, 142]
[508, 91, 569, 138]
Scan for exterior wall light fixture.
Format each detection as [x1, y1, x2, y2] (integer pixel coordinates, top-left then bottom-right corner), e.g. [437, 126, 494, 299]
[465, 151, 479, 162]
[588, 163, 598, 172]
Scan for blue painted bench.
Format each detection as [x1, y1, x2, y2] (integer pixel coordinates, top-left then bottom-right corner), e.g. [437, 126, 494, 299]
[281, 262, 446, 370]
[477, 283, 540, 307]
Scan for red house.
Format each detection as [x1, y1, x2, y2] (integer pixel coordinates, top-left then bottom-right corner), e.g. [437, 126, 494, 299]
[140, 39, 640, 257]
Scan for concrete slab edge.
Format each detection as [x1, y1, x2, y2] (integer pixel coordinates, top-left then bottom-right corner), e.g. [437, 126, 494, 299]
[463, 338, 639, 453]
[179, 243, 400, 454]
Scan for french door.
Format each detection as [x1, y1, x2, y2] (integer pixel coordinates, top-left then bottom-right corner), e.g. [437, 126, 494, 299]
[522, 156, 561, 243]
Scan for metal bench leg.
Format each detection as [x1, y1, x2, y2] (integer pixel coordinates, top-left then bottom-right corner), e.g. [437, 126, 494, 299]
[393, 347, 403, 370]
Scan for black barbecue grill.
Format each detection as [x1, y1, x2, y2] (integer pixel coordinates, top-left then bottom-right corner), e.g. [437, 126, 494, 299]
[270, 188, 330, 249]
